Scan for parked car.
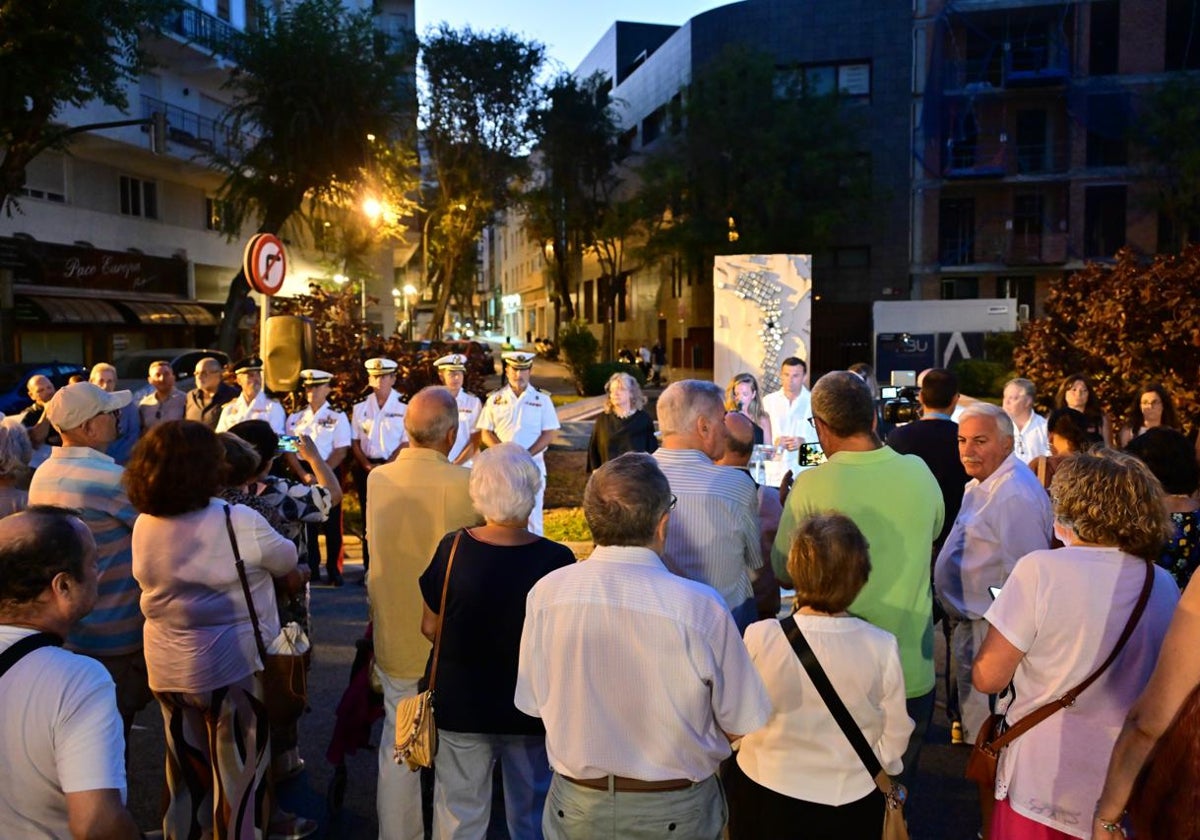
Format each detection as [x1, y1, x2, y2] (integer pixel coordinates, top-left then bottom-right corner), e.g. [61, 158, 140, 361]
[0, 362, 89, 416]
[113, 348, 230, 397]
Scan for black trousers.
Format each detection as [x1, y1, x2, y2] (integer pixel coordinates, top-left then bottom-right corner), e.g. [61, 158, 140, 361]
[306, 502, 343, 578]
[724, 754, 884, 840]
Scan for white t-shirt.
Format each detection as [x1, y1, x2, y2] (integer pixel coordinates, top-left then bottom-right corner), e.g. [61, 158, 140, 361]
[737, 614, 913, 805]
[985, 548, 1178, 837]
[133, 499, 298, 693]
[0, 627, 126, 837]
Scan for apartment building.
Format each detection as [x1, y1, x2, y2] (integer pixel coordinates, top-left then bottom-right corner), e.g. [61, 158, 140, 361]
[0, 0, 415, 366]
[912, 0, 1188, 317]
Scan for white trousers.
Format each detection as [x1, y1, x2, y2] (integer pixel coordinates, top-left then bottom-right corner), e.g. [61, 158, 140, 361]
[432, 730, 551, 840]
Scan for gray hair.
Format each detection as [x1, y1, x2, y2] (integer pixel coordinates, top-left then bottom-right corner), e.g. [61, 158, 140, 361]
[469, 442, 543, 524]
[656, 380, 724, 436]
[0, 419, 32, 479]
[584, 452, 672, 547]
[811, 371, 875, 437]
[1005, 378, 1036, 401]
[405, 386, 459, 447]
[958, 402, 1014, 440]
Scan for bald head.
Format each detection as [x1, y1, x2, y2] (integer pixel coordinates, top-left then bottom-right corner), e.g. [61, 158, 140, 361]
[404, 386, 459, 452]
[718, 411, 756, 466]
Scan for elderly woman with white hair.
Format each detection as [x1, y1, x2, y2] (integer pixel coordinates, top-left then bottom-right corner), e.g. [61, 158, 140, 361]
[0, 419, 32, 515]
[419, 442, 575, 839]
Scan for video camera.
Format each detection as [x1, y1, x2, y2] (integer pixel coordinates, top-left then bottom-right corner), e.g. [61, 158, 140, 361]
[879, 385, 921, 425]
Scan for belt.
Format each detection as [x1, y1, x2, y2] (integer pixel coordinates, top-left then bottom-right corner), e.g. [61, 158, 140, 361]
[563, 774, 693, 793]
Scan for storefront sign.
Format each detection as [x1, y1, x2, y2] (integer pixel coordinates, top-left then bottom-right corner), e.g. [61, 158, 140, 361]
[0, 237, 188, 296]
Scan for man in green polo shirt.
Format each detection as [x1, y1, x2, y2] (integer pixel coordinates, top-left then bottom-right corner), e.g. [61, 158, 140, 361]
[773, 370, 944, 790]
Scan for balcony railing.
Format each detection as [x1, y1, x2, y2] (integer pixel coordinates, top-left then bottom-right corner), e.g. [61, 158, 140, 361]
[939, 226, 1069, 267]
[140, 95, 254, 161]
[161, 4, 242, 59]
[943, 137, 1070, 179]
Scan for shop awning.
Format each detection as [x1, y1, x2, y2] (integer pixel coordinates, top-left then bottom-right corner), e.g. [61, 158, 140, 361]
[172, 303, 221, 326]
[15, 295, 127, 324]
[117, 300, 188, 325]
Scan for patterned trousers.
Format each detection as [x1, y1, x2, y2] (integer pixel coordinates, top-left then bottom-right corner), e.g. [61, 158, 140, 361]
[155, 673, 271, 840]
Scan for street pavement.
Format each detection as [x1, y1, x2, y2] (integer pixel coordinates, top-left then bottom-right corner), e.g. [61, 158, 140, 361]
[123, 351, 983, 839]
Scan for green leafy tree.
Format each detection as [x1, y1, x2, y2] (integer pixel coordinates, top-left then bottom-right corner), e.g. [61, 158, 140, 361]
[523, 72, 624, 333]
[639, 44, 871, 280]
[557, 320, 600, 395]
[420, 25, 545, 338]
[0, 0, 177, 211]
[1014, 246, 1200, 428]
[1135, 77, 1200, 249]
[212, 0, 418, 354]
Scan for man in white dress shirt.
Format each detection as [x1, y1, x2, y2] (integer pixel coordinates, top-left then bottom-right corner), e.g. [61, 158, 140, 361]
[1002, 378, 1049, 464]
[287, 369, 352, 586]
[761, 356, 813, 472]
[516, 452, 770, 840]
[435, 353, 482, 467]
[934, 402, 1052, 743]
[350, 357, 408, 577]
[477, 351, 559, 535]
[215, 356, 286, 433]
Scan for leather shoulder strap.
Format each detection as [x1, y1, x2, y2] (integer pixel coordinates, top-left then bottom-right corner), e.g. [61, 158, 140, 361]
[990, 560, 1155, 751]
[0, 632, 63, 680]
[780, 616, 892, 795]
[427, 530, 464, 693]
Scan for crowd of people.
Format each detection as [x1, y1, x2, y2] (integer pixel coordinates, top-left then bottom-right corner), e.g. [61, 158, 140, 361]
[3, 343, 1200, 840]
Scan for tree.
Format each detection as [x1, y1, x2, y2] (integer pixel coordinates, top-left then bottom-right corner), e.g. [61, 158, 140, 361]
[1134, 77, 1200, 249]
[0, 0, 176, 212]
[638, 44, 871, 280]
[523, 72, 624, 334]
[1013, 246, 1200, 428]
[420, 26, 545, 338]
[211, 0, 417, 354]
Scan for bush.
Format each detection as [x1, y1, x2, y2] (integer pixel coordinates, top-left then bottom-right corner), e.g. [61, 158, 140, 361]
[558, 321, 600, 395]
[582, 362, 645, 396]
[953, 359, 1009, 399]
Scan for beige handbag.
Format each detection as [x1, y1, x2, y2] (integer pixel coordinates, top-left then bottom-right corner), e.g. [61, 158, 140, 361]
[393, 530, 463, 771]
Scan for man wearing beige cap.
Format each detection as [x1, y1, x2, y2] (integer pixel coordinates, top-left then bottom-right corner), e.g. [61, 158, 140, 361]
[477, 351, 559, 534]
[435, 353, 482, 467]
[351, 357, 408, 577]
[27, 383, 150, 758]
[287, 369, 352, 586]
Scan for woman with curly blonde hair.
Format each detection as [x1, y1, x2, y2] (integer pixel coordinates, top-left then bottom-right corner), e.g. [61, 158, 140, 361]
[726, 372, 772, 446]
[586, 372, 657, 472]
[972, 450, 1180, 839]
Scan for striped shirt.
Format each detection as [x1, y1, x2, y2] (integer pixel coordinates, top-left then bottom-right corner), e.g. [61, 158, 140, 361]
[652, 448, 763, 610]
[28, 446, 143, 656]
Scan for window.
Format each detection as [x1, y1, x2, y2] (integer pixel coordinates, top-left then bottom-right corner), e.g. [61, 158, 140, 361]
[997, 276, 1035, 312]
[120, 176, 157, 219]
[940, 277, 979, 300]
[1013, 194, 1045, 240]
[1166, 0, 1200, 70]
[20, 153, 66, 203]
[642, 106, 666, 146]
[216, 0, 230, 21]
[1090, 1, 1120, 75]
[1086, 94, 1128, 167]
[1016, 110, 1048, 174]
[1084, 186, 1127, 257]
[205, 197, 230, 232]
[777, 61, 871, 99]
[939, 198, 975, 265]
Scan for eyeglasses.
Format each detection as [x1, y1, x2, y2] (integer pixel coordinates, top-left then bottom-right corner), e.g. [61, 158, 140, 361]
[808, 416, 819, 429]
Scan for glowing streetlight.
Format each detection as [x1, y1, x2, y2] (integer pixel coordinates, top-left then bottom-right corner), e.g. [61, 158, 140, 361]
[362, 197, 383, 224]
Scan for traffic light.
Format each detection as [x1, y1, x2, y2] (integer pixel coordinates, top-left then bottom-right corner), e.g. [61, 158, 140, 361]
[151, 112, 168, 154]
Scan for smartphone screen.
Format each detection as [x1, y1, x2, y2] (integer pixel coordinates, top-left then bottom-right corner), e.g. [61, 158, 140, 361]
[277, 434, 301, 454]
[798, 442, 826, 467]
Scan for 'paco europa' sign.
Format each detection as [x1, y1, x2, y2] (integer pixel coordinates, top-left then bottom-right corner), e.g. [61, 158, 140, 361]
[2, 236, 188, 296]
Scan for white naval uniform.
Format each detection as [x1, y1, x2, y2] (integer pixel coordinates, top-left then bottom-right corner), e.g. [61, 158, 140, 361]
[286, 403, 352, 461]
[762, 387, 813, 472]
[351, 391, 408, 461]
[476, 384, 560, 535]
[215, 390, 286, 433]
[449, 389, 483, 467]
